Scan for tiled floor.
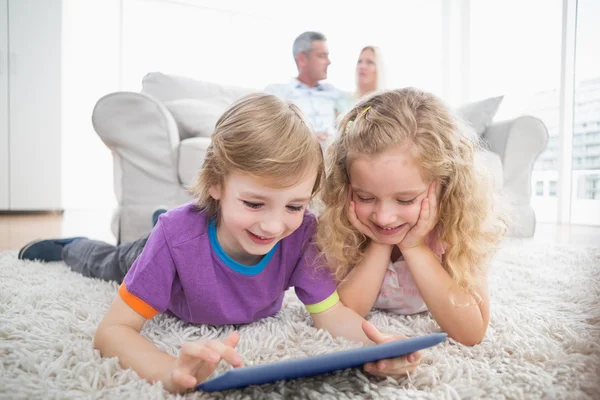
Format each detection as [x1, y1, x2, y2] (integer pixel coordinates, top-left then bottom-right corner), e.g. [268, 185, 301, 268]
[0, 210, 599, 252]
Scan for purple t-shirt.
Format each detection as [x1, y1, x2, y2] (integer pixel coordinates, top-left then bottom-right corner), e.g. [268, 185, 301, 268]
[118, 203, 338, 325]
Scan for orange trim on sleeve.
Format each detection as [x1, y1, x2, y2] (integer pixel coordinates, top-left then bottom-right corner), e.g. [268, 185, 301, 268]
[118, 282, 159, 320]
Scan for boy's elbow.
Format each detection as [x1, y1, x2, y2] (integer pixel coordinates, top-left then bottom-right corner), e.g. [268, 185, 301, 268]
[93, 323, 119, 355]
[93, 327, 107, 353]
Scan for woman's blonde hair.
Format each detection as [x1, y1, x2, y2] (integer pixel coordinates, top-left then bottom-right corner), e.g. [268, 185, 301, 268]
[190, 93, 324, 221]
[317, 88, 506, 292]
[355, 45, 387, 96]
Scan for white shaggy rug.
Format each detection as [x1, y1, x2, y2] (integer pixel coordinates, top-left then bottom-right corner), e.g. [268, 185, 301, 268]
[1, 239, 599, 400]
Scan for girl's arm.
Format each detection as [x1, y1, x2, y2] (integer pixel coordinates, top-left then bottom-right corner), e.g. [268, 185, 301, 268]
[391, 180, 489, 345]
[94, 295, 243, 393]
[401, 243, 490, 346]
[337, 241, 393, 317]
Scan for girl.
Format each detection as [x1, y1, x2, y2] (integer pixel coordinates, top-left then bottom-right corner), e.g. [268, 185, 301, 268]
[318, 88, 507, 346]
[21, 94, 421, 393]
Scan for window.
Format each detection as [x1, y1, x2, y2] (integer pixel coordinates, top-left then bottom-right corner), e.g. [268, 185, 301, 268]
[549, 181, 557, 197]
[571, 0, 600, 224]
[536, 181, 545, 196]
[578, 174, 600, 199]
[470, 0, 562, 222]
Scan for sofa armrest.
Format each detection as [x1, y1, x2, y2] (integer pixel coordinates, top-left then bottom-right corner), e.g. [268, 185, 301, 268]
[92, 92, 190, 243]
[481, 116, 549, 205]
[92, 92, 181, 186]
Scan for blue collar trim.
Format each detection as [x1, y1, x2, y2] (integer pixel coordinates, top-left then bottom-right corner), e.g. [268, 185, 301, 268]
[208, 220, 277, 276]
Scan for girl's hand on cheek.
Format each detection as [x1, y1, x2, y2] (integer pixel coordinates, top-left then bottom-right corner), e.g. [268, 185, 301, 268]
[347, 186, 379, 242]
[397, 180, 441, 251]
[348, 201, 379, 241]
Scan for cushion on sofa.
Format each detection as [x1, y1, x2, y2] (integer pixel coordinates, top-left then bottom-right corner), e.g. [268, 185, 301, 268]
[178, 137, 212, 187]
[165, 98, 231, 139]
[142, 72, 255, 103]
[456, 95, 504, 136]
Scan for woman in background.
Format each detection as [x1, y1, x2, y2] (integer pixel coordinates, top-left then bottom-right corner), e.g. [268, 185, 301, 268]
[356, 45, 386, 98]
[337, 46, 387, 115]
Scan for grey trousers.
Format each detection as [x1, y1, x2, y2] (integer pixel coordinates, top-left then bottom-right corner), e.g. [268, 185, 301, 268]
[62, 234, 150, 283]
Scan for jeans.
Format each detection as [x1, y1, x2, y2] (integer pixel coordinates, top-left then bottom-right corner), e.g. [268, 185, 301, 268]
[62, 234, 150, 283]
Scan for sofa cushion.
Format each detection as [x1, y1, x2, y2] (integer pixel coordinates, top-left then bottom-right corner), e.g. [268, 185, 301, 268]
[142, 72, 255, 103]
[165, 98, 231, 140]
[456, 96, 504, 136]
[178, 137, 212, 187]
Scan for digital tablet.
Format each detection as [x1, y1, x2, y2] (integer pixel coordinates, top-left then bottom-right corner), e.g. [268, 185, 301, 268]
[196, 332, 447, 392]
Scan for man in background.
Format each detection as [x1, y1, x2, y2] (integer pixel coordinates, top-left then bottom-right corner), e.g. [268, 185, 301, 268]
[265, 31, 343, 147]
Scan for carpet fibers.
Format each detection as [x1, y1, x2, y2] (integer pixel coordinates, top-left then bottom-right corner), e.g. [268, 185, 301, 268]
[1, 239, 599, 399]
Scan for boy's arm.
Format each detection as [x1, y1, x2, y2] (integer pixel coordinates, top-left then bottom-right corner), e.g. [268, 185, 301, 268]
[337, 242, 392, 317]
[94, 295, 242, 393]
[310, 301, 373, 344]
[94, 295, 175, 382]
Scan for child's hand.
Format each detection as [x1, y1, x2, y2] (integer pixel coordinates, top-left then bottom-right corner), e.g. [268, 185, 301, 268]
[347, 186, 379, 241]
[164, 331, 243, 393]
[348, 200, 378, 240]
[397, 180, 441, 251]
[361, 321, 423, 378]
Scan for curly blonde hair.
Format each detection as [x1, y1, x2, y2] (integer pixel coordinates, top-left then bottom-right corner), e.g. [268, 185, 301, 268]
[317, 88, 506, 292]
[190, 93, 324, 221]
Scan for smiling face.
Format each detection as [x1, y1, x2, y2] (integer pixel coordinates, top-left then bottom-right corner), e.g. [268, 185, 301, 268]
[348, 144, 430, 245]
[209, 170, 316, 265]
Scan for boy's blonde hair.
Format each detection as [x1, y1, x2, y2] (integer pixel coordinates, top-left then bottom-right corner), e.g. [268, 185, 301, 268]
[317, 88, 506, 292]
[191, 93, 324, 221]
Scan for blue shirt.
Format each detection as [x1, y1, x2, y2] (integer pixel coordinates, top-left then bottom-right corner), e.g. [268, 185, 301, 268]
[265, 79, 344, 142]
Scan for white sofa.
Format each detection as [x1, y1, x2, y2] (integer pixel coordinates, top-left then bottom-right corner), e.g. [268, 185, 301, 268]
[92, 73, 548, 243]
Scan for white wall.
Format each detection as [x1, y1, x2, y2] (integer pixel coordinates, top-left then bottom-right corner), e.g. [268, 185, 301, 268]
[60, 0, 446, 210]
[120, 0, 443, 94]
[469, 0, 563, 119]
[61, 0, 120, 209]
[0, 0, 10, 209]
